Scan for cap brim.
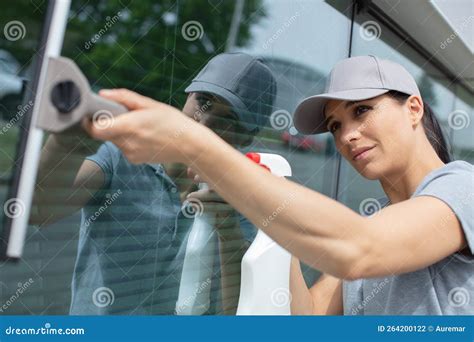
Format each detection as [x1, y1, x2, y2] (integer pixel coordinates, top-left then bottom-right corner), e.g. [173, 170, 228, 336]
[293, 88, 389, 135]
[185, 81, 256, 132]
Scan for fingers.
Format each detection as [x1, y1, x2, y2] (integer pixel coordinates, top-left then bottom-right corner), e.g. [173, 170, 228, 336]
[186, 189, 225, 203]
[187, 167, 196, 180]
[187, 167, 202, 183]
[81, 112, 133, 142]
[99, 88, 160, 110]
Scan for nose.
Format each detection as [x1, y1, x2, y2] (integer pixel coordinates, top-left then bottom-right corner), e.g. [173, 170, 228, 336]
[339, 121, 362, 147]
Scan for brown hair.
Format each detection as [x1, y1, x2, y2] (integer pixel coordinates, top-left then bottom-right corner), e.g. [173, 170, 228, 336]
[387, 90, 452, 163]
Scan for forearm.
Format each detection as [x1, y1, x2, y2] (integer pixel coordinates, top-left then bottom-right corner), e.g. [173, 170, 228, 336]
[31, 135, 92, 224]
[186, 128, 369, 279]
[290, 257, 314, 315]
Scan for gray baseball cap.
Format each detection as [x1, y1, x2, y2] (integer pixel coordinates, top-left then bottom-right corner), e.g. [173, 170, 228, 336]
[185, 52, 277, 133]
[293, 55, 421, 134]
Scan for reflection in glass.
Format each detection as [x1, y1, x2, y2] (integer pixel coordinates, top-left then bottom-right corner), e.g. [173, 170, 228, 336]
[2, 0, 351, 315]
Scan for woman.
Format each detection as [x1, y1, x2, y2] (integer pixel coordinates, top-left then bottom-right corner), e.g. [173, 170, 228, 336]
[84, 55, 473, 315]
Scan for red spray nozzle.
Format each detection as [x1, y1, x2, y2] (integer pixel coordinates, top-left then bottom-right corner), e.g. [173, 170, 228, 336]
[246, 152, 271, 172]
[245, 152, 261, 164]
[245, 152, 292, 178]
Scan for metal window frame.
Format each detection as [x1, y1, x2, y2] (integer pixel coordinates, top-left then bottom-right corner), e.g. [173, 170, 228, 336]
[1, 0, 71, 260]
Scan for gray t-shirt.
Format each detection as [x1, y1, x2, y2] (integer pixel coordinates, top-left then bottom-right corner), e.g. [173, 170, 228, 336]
[343, 160, 474, 315]
[70, 142, 257, 315]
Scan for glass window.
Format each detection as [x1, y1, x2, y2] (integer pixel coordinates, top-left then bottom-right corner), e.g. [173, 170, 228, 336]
[0, 0, 49, 311]
[0, 0, 352, 314]
[0, 2, 46, 236]
[450, 86, 474, 164]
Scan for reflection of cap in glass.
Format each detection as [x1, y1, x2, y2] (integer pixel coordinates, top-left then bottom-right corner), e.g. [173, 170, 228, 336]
[294, 55, 421, 135]
[185, 52, 277, 133]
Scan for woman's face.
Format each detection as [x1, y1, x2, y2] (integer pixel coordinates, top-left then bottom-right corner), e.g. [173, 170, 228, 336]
[182, 92, 251, 147]
[324, 94, 415, 180]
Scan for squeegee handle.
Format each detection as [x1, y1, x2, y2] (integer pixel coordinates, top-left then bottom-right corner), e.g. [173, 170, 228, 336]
[89, 93, 128, 117]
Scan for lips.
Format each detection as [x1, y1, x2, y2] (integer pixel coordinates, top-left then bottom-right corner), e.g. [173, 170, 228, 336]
[352, 146, 375, 161]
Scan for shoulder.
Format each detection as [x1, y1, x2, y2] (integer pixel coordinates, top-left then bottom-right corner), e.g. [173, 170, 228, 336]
[413, 160, 473, 254]
[414, 161, 473, 198]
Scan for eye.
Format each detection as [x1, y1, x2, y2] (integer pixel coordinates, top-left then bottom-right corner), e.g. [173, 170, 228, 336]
[354, 105, 371, 116]
[329, 122, 340, 134]
[197, 97, 213, 111]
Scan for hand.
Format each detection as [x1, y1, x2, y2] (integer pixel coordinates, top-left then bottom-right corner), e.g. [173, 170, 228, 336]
[82, 88, 207, 164]
[186, 167, 242, 239]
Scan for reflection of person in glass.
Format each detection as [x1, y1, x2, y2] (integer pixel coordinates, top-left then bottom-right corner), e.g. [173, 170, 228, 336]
[85, 56, 473, 315]
[31, 52, 276, 314]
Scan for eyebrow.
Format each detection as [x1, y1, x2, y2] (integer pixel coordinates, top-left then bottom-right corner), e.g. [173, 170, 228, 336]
[325, 100, 364, 127]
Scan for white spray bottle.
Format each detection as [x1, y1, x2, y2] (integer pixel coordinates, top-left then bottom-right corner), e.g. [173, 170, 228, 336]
[236, 152, 293, 315]
[175, 183, 216, 315]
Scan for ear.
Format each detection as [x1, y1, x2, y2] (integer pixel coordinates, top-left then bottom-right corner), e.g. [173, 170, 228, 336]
[406, 95, 424, 127]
